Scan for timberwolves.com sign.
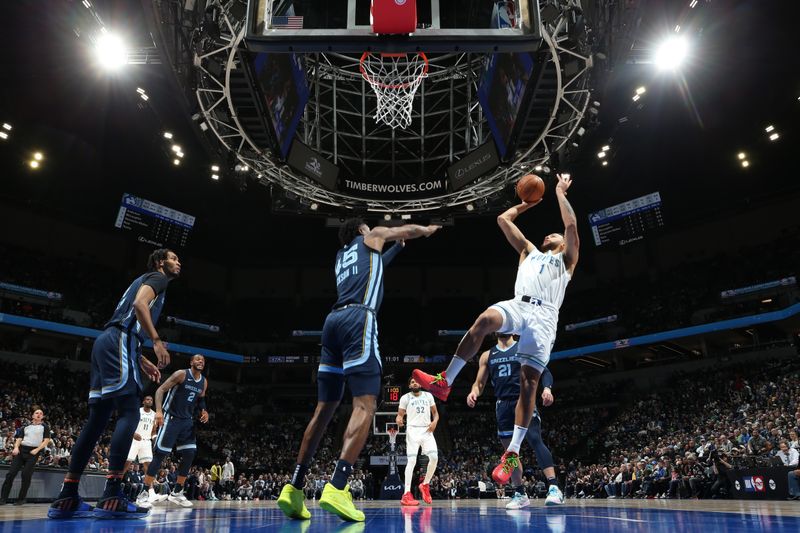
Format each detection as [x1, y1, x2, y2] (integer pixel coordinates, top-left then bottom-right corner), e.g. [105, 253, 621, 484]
[343, 179, 445, 196]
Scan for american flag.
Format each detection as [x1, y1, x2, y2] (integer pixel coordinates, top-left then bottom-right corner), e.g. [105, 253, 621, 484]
[272, 16, 304, 29]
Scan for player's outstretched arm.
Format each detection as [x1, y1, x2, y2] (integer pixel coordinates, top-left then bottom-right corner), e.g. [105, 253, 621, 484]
[497, 201, 540, 259]
[467, 351, 491, 408]
[555, 173, 579, 271]
[365, 224, 441, 252]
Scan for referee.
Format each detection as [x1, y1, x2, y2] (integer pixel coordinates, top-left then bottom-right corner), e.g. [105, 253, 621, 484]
[1, 406, 51, 505]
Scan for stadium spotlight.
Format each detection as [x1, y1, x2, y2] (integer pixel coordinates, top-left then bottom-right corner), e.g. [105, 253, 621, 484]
[466, 203, 475, 212]
[171, 145, 181, 153]
[654, 36, 689, 71]
[211, 174, 220, 180]
[601, 161, 608, 167]
[95, 33, 128, 70]
[635, 86, 646, 96]
[765, 125, 774, 133]
[163, 132, 173, 139]
[310, 202, 319, 211]
[769, 133, 779, 141]
[602, 145, 610, 152]
[176, 151, 184, 158]
[741, 160, 750, 168]
[29, 160, 40, 169]
[737, 152, 746, 160]
[0, 132, 7, 140]
[383, 214, 391, 221]
[136, 88, 145, 94]
[2, 123, 11, 131]
[33, 152, 43, 161]
[211, 165, 220, 172]
[534, 165, 543, 172]
[632, 94, 641, 102]
[173, 159, 180, 166]
[597, 151, 606, 158]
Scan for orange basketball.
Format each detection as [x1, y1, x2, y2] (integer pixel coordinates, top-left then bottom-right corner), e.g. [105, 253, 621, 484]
[516, 174, 545, 203]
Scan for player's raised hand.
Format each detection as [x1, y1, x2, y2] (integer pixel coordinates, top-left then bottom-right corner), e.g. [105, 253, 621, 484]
[199, 410, 209, 424]
[140, 355, 161, 383]
[424, 225, 442, 237]
[153, 339, 171, 369]
[555, 173, 572, 195]
[466, 391, 478, 408]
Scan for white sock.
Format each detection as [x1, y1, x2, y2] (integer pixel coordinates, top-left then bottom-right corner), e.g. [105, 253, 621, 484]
[445, 357, 467, 386]
[507, 425, 528, 454]
[423, 453, 438, 484]
[404, 455, 417, 493]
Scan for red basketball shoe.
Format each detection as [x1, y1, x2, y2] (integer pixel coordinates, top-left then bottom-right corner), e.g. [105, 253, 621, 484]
[492, 451, 520, 485]
[411, 370, 451, 401]
[418, 483, 432, 504]
[400, 492, 419, 506]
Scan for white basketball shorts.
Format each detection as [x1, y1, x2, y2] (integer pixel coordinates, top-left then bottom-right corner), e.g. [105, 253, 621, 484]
[490, 296, 558, 373]
[406, 426, 437, 456]
[127, 438, 154, 463]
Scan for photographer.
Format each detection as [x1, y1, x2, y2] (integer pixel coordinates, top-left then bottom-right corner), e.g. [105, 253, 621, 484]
[709, 449, 733, 499]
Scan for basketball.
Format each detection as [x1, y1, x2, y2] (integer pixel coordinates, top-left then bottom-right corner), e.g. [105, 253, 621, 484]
[516, 174, 545, 203]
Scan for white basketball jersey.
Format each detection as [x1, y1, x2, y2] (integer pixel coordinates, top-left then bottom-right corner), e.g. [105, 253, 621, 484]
[514, 248, 571, 308]
[399, 392, 435, 427]
[136, 408, 156, 440]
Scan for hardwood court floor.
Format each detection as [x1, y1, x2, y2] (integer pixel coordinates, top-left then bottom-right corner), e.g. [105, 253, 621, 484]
[1, 498, 799, 532]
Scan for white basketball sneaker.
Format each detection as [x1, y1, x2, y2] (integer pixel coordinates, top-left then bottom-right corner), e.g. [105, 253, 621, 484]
[135, 489, 153, 508]
[545, 485, 565, 506]
[505, 491, 531, 509]
[167, 489, 193, 508]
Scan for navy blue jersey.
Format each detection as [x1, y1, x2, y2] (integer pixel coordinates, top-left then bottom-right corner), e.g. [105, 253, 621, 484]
[489, 343, 553, 400]
[104, 272, 170, 341]
[488, 343, 521, 400]
[163, 369, 205, 419]
[333, 236, 385, 311]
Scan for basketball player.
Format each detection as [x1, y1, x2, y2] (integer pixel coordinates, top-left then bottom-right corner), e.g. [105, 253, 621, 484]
[396, 377, 439, 506]
[467, 333, 564, 507]
[414, 173, 578, 485]
[124, 396, 157, 476]
[278, 218, 440, 522]
[48, 249, 178, 519]
[137, 354, 209, 508]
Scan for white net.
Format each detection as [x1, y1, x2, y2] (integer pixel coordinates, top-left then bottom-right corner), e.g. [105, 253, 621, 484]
[360, 52, 428, 130]
[387, 428, 399, 445]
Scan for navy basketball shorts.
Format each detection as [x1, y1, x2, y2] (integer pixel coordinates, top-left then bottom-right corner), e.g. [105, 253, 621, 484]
[154, 415, 196, 454]
[88, 328, 142, 404]
[317, 305, 382, 402]
[496, 399, 542, 439]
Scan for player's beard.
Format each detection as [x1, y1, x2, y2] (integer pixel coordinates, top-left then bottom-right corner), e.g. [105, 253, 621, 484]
[541, 240, 559, 252]
[410, 386, 420, 393]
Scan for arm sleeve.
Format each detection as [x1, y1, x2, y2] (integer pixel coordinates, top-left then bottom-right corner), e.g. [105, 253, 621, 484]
[381, 242, 403, 266]
[141, 272, 170, 295]
[540, 368, 554, 389]
[398, 394, 409, 410]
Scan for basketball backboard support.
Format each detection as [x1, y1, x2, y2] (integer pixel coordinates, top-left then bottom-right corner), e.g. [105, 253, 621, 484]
[246, 0, 542, 52]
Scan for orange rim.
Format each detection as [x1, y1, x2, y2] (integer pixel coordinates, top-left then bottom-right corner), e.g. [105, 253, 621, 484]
[359, 51, 429, 90]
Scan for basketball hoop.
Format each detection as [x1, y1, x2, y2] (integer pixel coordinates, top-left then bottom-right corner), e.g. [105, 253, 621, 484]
[387, 426, 399, 446]
[360, 52, 428, 130]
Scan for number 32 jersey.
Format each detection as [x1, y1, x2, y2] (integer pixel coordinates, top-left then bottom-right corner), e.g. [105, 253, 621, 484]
[399, 392, 435, 427]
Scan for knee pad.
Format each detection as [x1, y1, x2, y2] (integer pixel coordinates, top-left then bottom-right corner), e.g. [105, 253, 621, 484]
[177, 448, 197, 477]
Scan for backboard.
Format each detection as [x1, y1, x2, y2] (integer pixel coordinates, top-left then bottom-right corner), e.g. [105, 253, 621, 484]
[247, 0, 542, 52]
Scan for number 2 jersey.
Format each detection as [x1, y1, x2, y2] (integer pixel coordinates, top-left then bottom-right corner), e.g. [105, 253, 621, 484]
[163, 369, 204, 419]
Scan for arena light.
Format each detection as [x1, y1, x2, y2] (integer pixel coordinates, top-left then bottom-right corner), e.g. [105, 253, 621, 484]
[601, 161, 608, 167]
[769, 133, 779, 141]
[211, 165, 220, 172]
[163, 132, 173, 139]
[140, 94, 149, 101]
[765, 125, 774, 133]
[654, 36, 689, 71]
[401, 214, 411, 220]
[383, 213, 391, 221]
[597, 151, 606, 158]
[534, 165, 543, 172]
[171, 145, 181, 153]
[95, 33, 128, 70]
[33, 152, 43, 161]
[602, 145, 610, 152]
[737, 152, 746, 160]
[635, 86, 646, 96]
[173, 159, 180, 166]
[761, 298, 773, 304]
[632, 94, 641, 102]
[136, 88, 145, 95]
[211, 174, 219, 180]
[310, 202, 319, 211]
[741, 160, 750, 168]
[2, 123, 11, 131]
[29, 160, 40, 169]
[0, 132, 7, 140]
[466, 203, 475, 212]
[689, 0, 698, 8]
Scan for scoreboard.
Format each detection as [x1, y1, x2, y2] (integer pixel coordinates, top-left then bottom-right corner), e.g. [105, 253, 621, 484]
[588, 192, 664, 246]
[114, 193, 195, 248]
[383, 385, 401, 405]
